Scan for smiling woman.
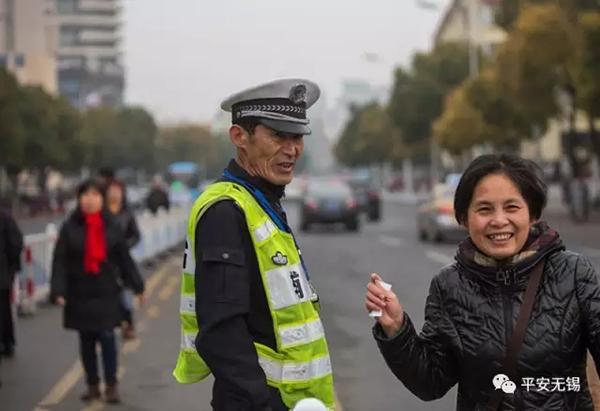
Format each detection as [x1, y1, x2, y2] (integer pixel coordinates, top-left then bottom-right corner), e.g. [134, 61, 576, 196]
[365, 153, 600, 411]
[453, 155, 547, 261]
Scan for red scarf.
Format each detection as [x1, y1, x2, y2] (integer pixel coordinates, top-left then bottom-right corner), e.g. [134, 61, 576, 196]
[83, 212, 106, 275]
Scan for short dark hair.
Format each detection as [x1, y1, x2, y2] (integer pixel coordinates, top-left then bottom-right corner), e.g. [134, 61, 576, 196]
[454, 154, 547, 225]
[235, 117, 261, 135]
[98, 167, 115, 180]
[77, 178, 106, 199]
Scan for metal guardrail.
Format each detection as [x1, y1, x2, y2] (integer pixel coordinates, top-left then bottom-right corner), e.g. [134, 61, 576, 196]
[13, 207, 188, 315]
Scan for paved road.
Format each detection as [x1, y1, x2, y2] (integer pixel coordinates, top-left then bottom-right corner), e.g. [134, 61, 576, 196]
[1, 200, 599, 411]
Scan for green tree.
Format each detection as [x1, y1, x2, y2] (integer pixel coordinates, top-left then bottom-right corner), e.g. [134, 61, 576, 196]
[80, 106, 120, 169]
[574, 12, 600, 158]
[116, 107, 158, 171]
[156, 124, 233, 178]
[18, 86, 82, 171]
[495, 0, 597, 29]
[496, 4, 577, 128]
[0, 68, 25, 168]
[81, 106, 157, 171]
[335, 103, 404, 167]
[464, 67, 530, 150]
[387, 43, 470, 157]
[433, 86, 485, 155]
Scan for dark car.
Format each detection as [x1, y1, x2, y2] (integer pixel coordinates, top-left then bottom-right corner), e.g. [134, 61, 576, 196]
[300, 180, 360, 232]
[347, 178, 381, 221]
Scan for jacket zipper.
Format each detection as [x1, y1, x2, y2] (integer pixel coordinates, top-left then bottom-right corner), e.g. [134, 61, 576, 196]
[498, 269, 515, 346]
[499, 268, 516, 409]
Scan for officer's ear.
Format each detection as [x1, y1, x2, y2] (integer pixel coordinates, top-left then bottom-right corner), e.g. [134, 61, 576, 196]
[230, 125, 250, 149]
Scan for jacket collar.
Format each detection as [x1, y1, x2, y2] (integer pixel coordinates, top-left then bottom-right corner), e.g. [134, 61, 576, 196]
[456, 221, 565, 289]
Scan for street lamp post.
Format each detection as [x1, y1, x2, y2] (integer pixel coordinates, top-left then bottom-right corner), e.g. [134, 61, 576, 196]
[417, 0, 481, 187]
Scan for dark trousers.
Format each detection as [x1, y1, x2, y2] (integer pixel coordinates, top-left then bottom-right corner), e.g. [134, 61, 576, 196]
[78, 330, 118, 386]
[0, 289, 14, 350]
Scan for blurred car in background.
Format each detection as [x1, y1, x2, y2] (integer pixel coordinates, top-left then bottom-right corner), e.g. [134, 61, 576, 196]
[300, 179, 360, 232]
[342, 172, 381, 221]
[417, 180, 466, 242]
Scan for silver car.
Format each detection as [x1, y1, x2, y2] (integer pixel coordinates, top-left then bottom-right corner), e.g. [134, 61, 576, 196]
[417, 183, 466, 242]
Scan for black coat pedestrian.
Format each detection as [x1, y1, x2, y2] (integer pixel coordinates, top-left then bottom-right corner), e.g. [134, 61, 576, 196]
[50, 209, 144, 332]
[0, 212, 23, 291]
[112, 208, 140, 250]
[146, 187, 170, 214]
[374, 224, 600, 410]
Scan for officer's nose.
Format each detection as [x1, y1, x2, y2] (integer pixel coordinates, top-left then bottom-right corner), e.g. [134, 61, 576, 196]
[281, 137, 300, 157]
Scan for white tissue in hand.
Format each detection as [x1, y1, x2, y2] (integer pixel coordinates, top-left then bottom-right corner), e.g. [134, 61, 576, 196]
[369, 280, 392, 318]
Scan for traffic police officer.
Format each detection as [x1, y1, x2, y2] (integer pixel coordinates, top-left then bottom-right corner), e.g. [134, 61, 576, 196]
[174, 79, 336, 411]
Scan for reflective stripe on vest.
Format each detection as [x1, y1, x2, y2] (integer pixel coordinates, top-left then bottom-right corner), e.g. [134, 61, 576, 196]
[180, 294, 194, 315]
[279, 318, 325, 348]
[253, 219, 277, 242]
[258, 354, 332, 383]
[265, 263, 312, 309]
[173, 182, 336, 410]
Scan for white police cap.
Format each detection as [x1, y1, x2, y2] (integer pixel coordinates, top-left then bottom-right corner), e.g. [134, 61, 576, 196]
[221, 78, 320, 135]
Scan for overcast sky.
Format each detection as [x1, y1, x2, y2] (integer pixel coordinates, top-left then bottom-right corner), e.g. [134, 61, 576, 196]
[123, 0, 448, 124]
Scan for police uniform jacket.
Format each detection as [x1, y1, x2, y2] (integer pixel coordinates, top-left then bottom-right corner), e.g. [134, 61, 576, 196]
[194, 159, 289, 411]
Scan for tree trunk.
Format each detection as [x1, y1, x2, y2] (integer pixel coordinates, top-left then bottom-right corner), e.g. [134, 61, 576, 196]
[589, 113, 600, 166]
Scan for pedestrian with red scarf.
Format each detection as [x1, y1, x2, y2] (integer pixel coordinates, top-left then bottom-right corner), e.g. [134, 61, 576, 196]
[50, 179, 145, 404]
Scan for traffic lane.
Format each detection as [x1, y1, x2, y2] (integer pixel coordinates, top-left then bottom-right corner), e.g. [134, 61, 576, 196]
[0, 260, 172, 411]
[542, 210, 600, 269]
[0, 300, 79, 411]
[288, 199, 599, 411]
[36, 256, 214, 411]
[289, 200, 456, 410]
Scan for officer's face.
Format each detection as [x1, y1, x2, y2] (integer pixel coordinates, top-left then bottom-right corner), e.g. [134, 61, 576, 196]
[239, 124, 304, 186]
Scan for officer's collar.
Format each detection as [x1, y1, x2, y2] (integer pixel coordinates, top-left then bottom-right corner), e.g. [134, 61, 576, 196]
[227, 159, 285, 201]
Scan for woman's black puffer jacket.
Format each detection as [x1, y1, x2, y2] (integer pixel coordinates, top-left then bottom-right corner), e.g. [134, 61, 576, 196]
[374, 223, 600, 410]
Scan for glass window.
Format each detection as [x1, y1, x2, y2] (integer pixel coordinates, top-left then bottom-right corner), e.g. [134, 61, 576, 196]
[59, 27, 79, 47]
[14, 54, 25, 67]
[57, 0, 78, 14]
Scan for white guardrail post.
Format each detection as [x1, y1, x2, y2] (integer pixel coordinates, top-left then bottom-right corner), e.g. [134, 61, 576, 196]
[16, 207, 188, 315]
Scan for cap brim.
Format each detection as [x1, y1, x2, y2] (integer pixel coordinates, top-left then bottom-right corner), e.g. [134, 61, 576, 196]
[259, 119, 312, 135]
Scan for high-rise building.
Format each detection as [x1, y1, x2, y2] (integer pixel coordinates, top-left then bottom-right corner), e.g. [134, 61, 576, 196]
[0, 0, 58, 93]
[55, 0, 123, 108]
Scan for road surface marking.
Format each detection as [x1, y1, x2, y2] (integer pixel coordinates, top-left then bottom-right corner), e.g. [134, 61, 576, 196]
[426, 250, 453, 265]
[35, 259, 173, 409]
[81, 398, 104, 411]
[122, 338, 142, 355]
[36, 361, 83, 408]
[336, 392, 343, 411]
[145, 263, 172, 300]
[158, 275, 180, 301]
[378, 235, 405, 248]
[146, 304, 160, 319]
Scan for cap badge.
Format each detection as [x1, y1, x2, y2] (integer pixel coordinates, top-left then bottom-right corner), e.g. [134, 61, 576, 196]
[289, 84, 307, 105]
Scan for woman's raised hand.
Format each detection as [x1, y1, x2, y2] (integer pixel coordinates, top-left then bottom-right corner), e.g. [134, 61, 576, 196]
[365, 273, 404, 338]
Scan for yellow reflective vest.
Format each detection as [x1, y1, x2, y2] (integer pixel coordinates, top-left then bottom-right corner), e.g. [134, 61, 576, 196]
[173, 181, 336, 410]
